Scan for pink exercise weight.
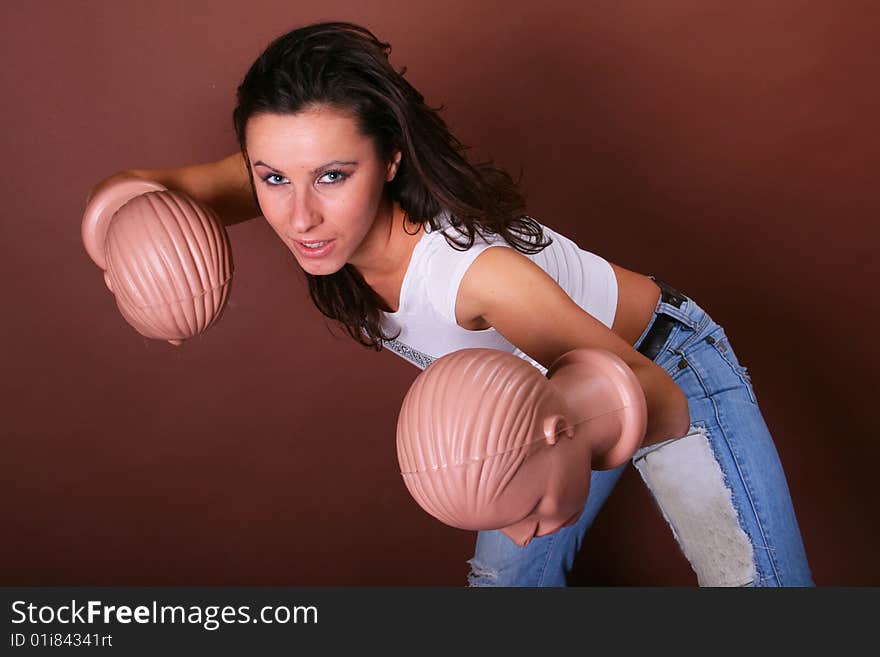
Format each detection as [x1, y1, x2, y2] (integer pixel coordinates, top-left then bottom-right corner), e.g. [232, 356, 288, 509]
[81, 179, 233, 345]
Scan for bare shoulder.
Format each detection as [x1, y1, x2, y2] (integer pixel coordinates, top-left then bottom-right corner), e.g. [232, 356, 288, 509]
[459, 241, 570, 299]
[455, 245, 566, 331]
[453, 245, 510, 330]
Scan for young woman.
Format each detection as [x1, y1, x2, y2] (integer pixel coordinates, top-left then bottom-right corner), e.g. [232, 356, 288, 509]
[91, 21, 813, 586]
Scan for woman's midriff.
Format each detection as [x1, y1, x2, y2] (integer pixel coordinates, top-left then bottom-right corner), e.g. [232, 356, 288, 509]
[609, 263, 662, 347]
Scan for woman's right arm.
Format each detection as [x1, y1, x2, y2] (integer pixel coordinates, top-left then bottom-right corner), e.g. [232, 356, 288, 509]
[87, 152, 260, 227]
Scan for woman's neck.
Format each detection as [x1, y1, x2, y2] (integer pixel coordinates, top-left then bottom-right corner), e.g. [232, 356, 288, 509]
[352, 199, 424, 311]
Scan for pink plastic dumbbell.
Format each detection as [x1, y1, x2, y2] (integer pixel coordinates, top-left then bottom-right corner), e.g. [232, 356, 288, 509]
[82, 179, 233, 345]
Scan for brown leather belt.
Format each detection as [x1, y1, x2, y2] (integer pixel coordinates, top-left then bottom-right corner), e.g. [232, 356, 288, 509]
[636, 277, 688, 361]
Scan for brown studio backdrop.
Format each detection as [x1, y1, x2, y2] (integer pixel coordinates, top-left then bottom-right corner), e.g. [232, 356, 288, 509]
[2, 0, 877, 585]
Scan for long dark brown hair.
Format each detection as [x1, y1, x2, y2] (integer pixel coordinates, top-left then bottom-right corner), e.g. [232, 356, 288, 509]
[233, 21, 550, 349]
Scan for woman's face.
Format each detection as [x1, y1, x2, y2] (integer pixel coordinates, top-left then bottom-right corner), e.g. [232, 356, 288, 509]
[245, 107, 399, 276]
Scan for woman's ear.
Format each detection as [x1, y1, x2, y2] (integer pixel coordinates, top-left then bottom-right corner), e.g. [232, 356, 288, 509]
[386, 150, 402, 181]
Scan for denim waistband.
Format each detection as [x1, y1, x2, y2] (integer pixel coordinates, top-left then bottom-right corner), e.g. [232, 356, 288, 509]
[632, 280, 709, 358]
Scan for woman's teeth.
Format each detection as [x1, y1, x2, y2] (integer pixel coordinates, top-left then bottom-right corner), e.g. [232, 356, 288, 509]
[303, 241, 328, 249]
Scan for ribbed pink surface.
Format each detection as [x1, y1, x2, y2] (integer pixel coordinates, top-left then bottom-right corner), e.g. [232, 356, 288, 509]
[396, 349, 548, 528]
[104, 190, 233, 341]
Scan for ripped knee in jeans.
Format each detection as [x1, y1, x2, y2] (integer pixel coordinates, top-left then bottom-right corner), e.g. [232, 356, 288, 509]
[632, 426, 757, 587]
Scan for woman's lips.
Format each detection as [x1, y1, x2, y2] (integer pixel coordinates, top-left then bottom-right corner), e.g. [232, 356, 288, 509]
[293, 239, 335, 258]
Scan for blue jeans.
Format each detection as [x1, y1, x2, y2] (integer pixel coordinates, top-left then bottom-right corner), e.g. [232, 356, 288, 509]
[467, 292, 813, 586]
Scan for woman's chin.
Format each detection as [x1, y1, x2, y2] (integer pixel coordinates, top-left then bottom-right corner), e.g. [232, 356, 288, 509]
[298, 261, 345, 276]
[290, 252, 346, 276]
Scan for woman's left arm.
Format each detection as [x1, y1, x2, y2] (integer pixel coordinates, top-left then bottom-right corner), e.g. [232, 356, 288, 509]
[457, 247, 690, 446]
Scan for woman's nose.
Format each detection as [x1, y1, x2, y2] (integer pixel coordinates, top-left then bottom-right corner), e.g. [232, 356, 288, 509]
[288, 193, 322, 234]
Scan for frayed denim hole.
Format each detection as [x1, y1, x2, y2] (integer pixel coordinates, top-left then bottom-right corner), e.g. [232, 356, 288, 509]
[466, 558, 498, 587]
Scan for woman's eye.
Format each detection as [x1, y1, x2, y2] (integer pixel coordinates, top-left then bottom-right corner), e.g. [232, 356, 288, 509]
[318, 170, 347, 185]
[262, 173, 287, 186]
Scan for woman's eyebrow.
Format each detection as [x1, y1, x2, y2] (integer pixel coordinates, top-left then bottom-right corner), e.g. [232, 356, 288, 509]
[252, 160, 358, 175]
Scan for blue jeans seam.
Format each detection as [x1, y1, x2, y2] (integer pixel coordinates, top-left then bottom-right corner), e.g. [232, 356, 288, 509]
[536, 531, 557, 586]
[684, 351, 782, 586]
[707, 336, 758, 405]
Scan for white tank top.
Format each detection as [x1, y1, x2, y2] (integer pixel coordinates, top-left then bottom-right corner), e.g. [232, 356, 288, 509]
[381, 212, 618, 374]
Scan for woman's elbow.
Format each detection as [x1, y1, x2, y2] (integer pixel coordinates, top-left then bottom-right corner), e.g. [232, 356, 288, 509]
[639, 364, 691, 446]
[666, 383, 691, 439]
